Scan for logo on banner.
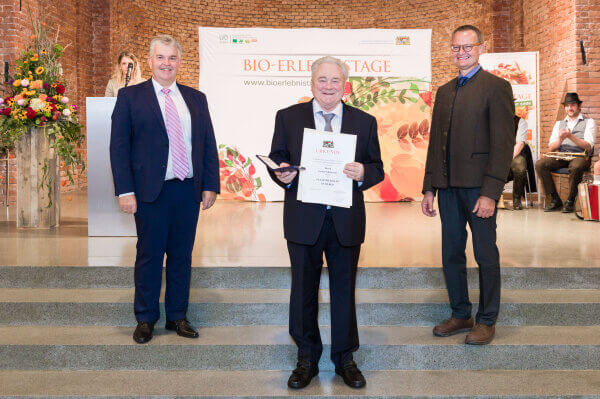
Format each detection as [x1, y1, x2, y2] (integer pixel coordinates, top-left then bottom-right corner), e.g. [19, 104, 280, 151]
[231, 36, 258, 44]
[322, 140, 334, 148]
[219, 34, 229, 43]
[395, 36, 410, 45]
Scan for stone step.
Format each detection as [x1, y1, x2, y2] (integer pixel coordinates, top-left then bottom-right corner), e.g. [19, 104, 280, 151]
[1, 325, 599, 371]
[1, 266, 598, 289]
[1, 369, 599, 397]
[1, 288, 599, 326]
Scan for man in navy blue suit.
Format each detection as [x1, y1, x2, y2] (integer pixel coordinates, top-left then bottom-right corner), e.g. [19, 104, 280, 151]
[268, 56, 384, 389]
[110, 35, 220, 344]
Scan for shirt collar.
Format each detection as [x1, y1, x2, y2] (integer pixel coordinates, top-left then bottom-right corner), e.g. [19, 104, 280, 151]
[312, 100, 343, 119]
[458, 64, 482, 79]
[564, 113, 584, 123]
[152, 78, 179, 96]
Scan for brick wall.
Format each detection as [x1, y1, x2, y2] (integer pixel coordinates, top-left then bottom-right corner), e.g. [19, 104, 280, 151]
[107, 0, 508, 97]
[575, 0, 600, 159]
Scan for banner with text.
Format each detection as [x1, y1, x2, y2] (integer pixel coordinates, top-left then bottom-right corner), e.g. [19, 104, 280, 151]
[480, 52, 540, 160]
[199, 27, 432, 201]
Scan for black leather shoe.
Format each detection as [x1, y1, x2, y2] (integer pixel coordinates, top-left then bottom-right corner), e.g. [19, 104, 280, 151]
[335, 360, 366, 388]
[133, 322, 154, 344]
[513, 198, 523, 210]
[165, 319, 199, 338]
[562, 199, 575, 213]
[544, 197, 563, 212]
[287, 359, 318, 389]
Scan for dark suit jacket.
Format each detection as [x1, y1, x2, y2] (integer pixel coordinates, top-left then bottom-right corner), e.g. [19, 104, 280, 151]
[110, 79, 220, 203]
[268, 100, 384, 246]
[422, 69, 515, 200]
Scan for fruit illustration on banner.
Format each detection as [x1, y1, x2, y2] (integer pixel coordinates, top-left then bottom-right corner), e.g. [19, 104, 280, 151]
[488, 62, 533, 85]
[218, 144, 266, 201]
[345, 76, 431, 201]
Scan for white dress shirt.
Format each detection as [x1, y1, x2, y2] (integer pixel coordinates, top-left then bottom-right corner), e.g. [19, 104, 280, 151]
[313, 100, 343, 133]
[549, 114, 596, 149]
[516, 118, 528, 143]
[151, 78, 194, 180]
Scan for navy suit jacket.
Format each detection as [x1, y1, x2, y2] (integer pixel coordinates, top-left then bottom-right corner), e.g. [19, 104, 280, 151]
[110, 79, 220, 203]
[268, 100, 384, 247]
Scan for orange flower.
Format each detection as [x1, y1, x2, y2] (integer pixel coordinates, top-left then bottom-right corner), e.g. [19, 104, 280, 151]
[35, 66, 44, 75]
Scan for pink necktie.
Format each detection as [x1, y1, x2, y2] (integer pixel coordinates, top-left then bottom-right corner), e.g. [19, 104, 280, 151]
[161, 88, 189, 180]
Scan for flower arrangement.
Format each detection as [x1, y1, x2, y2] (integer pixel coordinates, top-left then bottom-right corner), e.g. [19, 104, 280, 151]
[0, 6, 84, 206]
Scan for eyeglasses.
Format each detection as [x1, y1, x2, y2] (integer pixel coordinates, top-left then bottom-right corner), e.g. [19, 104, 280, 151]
[450, 43, 481, 53]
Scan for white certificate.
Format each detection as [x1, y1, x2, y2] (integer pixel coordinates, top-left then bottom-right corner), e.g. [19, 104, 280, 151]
[298, 128, 357, 208]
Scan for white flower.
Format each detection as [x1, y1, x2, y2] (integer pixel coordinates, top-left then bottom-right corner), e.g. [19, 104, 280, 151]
[62, 108, 71, 117]
[30, 98, 45, 110]
[60, 96, 69, 104]
[17, 99, 25, 106]
[21, 79, 29, 87]
[0, 98, 4, 105]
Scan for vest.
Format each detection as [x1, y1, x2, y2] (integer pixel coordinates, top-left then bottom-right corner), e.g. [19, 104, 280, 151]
[558, 117, 588, 153]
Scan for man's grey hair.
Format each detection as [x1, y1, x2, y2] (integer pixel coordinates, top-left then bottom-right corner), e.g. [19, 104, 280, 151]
[311, 56, 349, 80]
[149, 34, 182, 58]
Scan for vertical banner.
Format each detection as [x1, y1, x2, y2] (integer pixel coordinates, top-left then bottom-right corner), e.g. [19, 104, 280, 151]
[480, 52, 539, 160]
[199, 28, 432, 201]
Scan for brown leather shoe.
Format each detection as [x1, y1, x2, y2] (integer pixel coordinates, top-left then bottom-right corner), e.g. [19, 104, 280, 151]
[433, 317, 474, 337]
[465, 323, 495, 345]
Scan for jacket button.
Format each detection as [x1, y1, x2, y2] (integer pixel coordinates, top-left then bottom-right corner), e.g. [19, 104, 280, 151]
[442, 145, 446, 151]
[443, 131, 448, 136]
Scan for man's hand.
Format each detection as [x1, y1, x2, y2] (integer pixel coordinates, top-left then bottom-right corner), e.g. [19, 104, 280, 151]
[558, 128, 571, 141]
[274, 162, 298, 185]
[421, 191, 437, 217]
[343, 162, 364, 182]
[118, 194, 137, 214]
[472, 195, 496, 218]
[202, 191, 217, 210]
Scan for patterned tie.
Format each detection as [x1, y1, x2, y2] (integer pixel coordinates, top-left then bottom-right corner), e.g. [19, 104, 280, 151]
[322, 113, 334, 132]
[161, 88, 189, 180]
[457, 76, 469, 87]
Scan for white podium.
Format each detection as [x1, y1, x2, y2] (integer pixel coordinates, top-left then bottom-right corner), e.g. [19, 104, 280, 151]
[86, 97, 136, 236]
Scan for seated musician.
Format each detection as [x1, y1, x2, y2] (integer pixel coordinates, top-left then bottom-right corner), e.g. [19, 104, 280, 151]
[535, 92, 596, 213]
[509, 116, 529, 210]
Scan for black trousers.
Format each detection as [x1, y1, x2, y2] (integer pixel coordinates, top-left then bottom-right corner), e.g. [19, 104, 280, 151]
[287, 213, 361, 367]
[438, 187, 501, 326]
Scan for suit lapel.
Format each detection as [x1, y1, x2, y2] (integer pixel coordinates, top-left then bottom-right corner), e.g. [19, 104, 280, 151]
[304, 100, 316, 129]
[144, 79, 168, 136]
[341, 102, 355, 136]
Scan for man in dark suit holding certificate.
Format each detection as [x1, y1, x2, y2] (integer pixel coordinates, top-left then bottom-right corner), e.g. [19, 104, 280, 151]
[110, 35, 220, 344]
[421, 25, 514, 345]
[268, 56, 384, 389]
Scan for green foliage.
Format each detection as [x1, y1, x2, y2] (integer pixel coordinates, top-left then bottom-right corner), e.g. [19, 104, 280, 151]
[346, 77, 430, 112]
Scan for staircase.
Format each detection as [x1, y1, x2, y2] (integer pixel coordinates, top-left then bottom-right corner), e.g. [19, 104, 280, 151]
[1, 266, 599, 397]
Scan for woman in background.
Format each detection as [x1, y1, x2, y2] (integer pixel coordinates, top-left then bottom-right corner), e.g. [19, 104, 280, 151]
[105, 51, 143, 97]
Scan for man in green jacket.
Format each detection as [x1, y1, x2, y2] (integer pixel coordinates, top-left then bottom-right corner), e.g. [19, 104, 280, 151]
[421, 25, 515, 345]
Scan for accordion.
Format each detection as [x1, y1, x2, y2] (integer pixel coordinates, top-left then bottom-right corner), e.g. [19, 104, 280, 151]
[577, 182, 600, 221]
